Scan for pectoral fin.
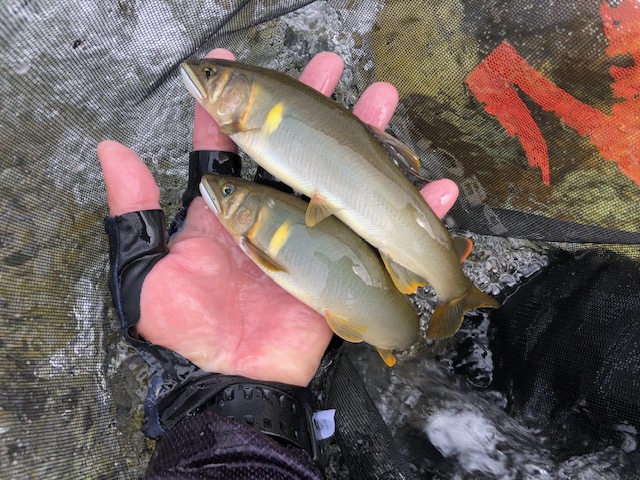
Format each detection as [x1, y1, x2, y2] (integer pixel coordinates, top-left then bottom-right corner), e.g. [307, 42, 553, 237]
[219, 122, 248, 135]
[324, 311, 367, 343]
[305, 194, 339, 227]
[380, 253, 428, 294]
[452, 236, 473, 262]
[240, 237, 288, 273]
[365, 123, 427, 181]
[376, 348, 397, 367]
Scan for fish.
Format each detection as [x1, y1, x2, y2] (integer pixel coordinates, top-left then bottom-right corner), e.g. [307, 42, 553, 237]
[199, 174, 420, 366]
[182, 59, 499, 338]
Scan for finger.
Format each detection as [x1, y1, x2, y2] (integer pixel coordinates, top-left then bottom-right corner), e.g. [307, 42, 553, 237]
[192, 49, 237, 152]
[420, 179, 459, 219]
[353, 82, 399, 129]
[98, 140, 161, 217]
[299, 51, 344, 95]
[350, 83, 458, 217]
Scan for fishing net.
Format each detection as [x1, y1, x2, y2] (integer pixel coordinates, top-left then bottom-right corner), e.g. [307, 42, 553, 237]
[1, 0, 638, 478]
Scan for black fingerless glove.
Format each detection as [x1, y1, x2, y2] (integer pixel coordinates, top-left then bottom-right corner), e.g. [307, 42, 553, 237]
[103, 151, 320, 466]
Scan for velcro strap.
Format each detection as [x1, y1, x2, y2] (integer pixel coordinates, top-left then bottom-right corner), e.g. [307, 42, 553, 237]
[104, 209, 169, 343]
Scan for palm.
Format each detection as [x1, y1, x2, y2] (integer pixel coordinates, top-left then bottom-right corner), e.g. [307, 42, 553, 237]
[140, 197, 332, 386]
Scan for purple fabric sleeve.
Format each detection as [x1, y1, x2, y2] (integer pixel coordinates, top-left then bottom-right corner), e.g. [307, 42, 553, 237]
[145, 411, 323, 479]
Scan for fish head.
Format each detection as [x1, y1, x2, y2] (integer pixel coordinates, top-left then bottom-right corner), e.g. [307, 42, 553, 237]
[199, 174, 261, 236]
[180, 60, 250, 127]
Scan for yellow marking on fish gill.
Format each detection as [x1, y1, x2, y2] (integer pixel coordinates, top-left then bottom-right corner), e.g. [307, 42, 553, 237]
[268, 221, 292, 257]
[263, 102, 284, 134]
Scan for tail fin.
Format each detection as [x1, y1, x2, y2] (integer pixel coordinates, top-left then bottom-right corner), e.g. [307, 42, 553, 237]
[426, 285, 500, 339]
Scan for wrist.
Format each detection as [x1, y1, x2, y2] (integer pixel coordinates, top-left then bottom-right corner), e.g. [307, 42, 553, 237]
[198, 381, 319, 460]
[157, 374, 320, 462]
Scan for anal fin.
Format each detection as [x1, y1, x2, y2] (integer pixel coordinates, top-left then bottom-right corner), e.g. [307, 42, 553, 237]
[324, 311, 367, 343]
[380, 252, 428, 294]
[376, 348, 397, 367]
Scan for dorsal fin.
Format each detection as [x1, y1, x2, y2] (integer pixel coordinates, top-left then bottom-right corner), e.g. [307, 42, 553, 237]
[365, 123, 428, 181]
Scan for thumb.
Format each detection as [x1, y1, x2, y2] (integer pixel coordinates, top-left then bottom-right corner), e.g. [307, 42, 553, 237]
[98, 140, 161, 216]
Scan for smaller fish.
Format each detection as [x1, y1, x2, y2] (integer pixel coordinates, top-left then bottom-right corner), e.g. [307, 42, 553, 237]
[200, 174, 421, 366]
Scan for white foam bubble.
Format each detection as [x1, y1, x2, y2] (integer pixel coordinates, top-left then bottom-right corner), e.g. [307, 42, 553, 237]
[425, 410, 508, 476]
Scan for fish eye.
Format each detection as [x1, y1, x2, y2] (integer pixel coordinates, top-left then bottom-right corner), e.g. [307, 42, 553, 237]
[204, 66, 216, 78]
[222, 184, 235, 196]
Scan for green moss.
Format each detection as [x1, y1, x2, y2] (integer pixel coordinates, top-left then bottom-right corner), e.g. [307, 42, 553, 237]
[372, 0, 480, 109]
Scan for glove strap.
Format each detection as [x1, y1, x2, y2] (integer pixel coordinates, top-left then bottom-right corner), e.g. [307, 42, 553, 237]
[157, 373, 320, 461]
[199, 382, 319, 461]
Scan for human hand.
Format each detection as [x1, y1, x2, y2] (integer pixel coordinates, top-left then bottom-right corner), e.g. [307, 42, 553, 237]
[98, 49, 459, 387]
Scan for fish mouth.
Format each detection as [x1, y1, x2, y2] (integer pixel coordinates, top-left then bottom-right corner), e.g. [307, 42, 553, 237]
[199, 180, 221, 215]
[180, 63, 205, 102]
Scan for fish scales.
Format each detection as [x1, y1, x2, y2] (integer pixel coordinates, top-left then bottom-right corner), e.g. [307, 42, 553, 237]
[237, 75, 451, 270]
[200, 175, 420, 363]
[184, 59, 499, 339]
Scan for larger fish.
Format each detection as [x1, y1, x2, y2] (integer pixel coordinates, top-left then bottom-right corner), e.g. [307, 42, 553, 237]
[199, 174, 420, 366]
[182, 59, 499, 338]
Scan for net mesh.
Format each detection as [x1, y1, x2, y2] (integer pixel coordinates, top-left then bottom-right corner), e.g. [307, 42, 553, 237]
[1, 0, 638, 478]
